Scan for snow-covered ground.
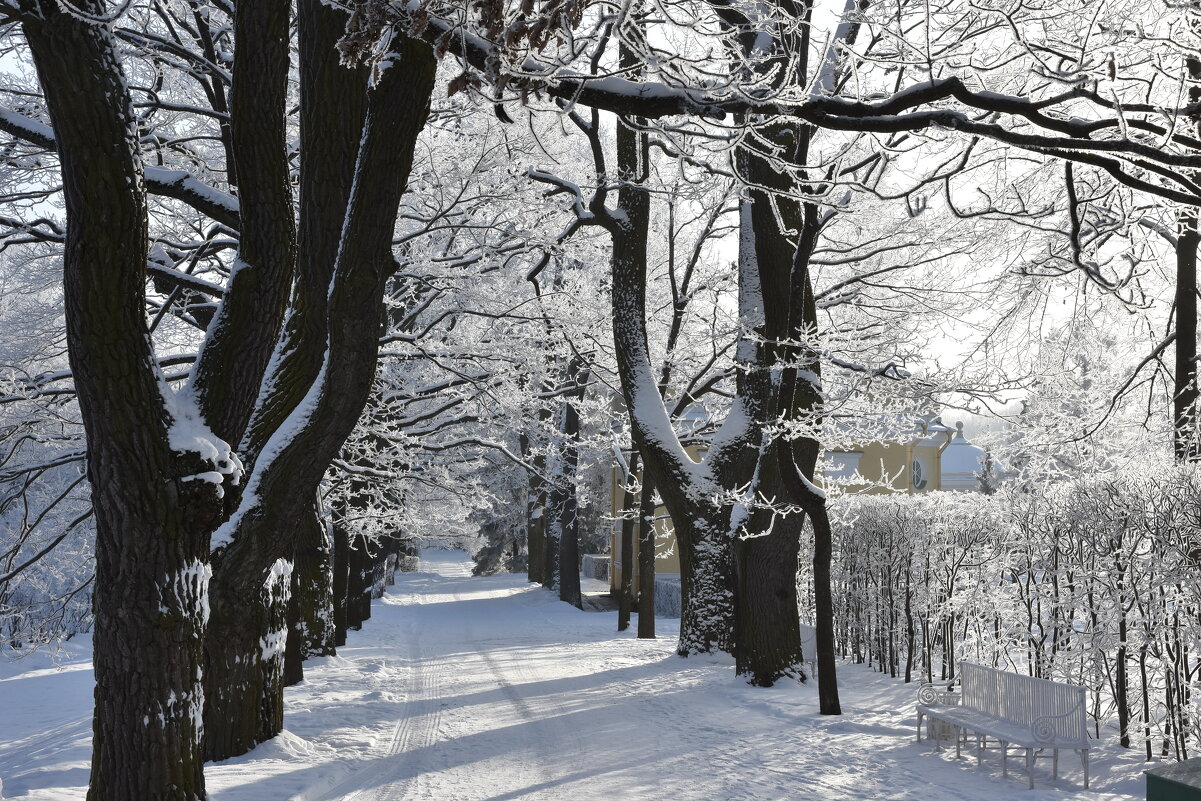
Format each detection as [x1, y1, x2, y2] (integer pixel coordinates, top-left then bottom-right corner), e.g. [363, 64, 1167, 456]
[1, 550, 1151, 800]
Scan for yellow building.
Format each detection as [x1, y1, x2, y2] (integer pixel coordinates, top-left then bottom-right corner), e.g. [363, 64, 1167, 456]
[825, 416, 987, 494]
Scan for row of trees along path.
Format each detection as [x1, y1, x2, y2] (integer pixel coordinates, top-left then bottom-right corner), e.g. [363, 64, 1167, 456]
[8, 0, 1201, 798]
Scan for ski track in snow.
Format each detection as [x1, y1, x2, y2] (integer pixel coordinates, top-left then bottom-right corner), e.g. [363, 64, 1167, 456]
[0, 549, 1150, 801]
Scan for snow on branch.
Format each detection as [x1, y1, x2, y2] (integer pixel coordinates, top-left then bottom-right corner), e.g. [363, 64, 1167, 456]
[0, 106, 241, 229]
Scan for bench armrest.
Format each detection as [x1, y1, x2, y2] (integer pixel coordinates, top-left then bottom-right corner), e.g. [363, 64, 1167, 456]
[917, 681, 961, 706]
[1031, 709, 1084, 745]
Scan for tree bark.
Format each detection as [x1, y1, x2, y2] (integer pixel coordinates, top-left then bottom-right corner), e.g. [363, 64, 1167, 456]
[636, 474, 657, 639]
[284, 503, 336, 685]
[557, 360, 587, 609]
[617, 450, 640, 631]
[733, 116, 841, 706]
[527, 478, 547, 585]
[333, 522, 351, 646]
[523, 432, 546, 585]
[202, 33, 437, 761]
[729, 150, 806, 685]
[238, 0, 370, 465]
[21, 3, 223, 797]
[542, 459, 562, 590]
[349, 533, 374, 628]
[201, 559, 290, 762]
[284, 563, 306, 687]
[605, 89, 742, 653]
[1178, 52, 1201, 462]
[188, 0, 296, 448]
[1177, 211, 1199, 461]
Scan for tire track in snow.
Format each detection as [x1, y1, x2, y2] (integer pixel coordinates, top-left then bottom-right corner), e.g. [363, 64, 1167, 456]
[463, 623, 561, 794]
[460, 596, 594, 799]
[358, 601, 447, 801]
[310, 591, 446, 801]
[309, 558, 593, 801]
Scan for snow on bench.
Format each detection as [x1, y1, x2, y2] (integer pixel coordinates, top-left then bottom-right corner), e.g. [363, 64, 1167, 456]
[915, 662, 1091, 790]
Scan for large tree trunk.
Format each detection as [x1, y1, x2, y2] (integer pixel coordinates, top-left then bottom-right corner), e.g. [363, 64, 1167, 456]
[202, 559, 290, 762]
[207, 0, 367, 723]
[609, 109, 743, 655]
[202, 33, 437, 761]
[298, 506, 337, 655]
[22, 3, 226, 797]
[734, 120, 841, 706]
[729, 172, 804, 685]
[672, 510, 736, 654]
[734, 447, 805, 684]
[238, 0, 369, 462]
[258, 561, 292, 741]
[284, 565, 306, 687]
[284, 503, 337, 684]
[198, 0, 360, 762]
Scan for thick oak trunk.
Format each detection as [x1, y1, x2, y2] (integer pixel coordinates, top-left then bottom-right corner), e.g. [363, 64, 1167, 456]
[609, 110, 739, 655]
[672, 512, 736, 654]
[22, 3, 224, 797]
[202, 34, 437, 761]
[284, 504, 336, 684]
[729, 171, 806, 685]
[202, 559, 291, 762]
[239, 0, 370, 464]
[734, 447, 804, 685]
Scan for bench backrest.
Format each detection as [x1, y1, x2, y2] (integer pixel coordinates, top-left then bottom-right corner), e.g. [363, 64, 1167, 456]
[959, 662, 1088, 744]
[799, 624, 817, 662]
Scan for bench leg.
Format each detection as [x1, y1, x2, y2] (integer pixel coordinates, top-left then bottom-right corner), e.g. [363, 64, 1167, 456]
[1027, 747, 1034, 790]
[977, 733, 983, 765]
[1002, 740, 1008, 778]
[1081, 750, 1089, 789]
[955, 727, 962, 758]
[917, 712, 922, 742]
[1053, 748, 1058, 780]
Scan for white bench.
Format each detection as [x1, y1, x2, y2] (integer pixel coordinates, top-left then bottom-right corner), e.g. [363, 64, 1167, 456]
[799, 623, 817, 677]
[916, 662, 1091, 789]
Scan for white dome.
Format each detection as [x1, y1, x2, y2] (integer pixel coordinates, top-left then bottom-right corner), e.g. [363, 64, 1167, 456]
[941, 424, 987, 491]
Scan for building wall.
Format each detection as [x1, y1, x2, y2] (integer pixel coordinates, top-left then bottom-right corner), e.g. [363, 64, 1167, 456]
[609, 467, 682, 593]
[833, 440, 943, 494]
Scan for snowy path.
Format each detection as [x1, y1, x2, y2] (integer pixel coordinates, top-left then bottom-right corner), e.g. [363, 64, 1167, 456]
[1, 550, 1148, 800]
